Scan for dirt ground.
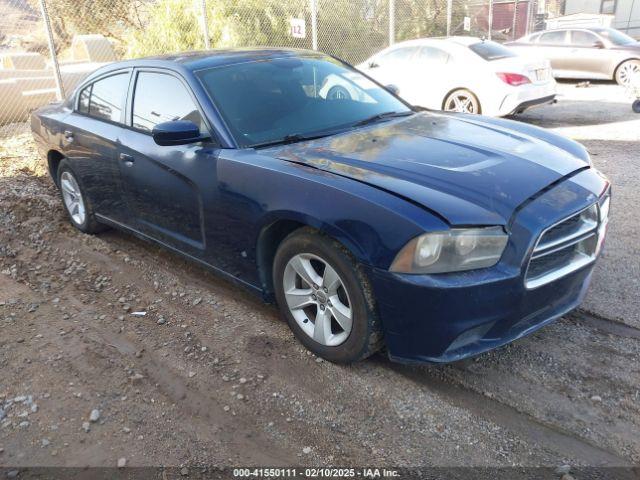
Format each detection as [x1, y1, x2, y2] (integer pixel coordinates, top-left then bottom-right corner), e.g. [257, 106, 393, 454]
[1, 80, 639, 474]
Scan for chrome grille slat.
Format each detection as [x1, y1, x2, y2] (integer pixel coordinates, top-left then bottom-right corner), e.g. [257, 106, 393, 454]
[525, 197, 608, 289]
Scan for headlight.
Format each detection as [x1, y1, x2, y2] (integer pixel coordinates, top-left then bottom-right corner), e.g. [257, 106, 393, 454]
[390, 227, 508, 274]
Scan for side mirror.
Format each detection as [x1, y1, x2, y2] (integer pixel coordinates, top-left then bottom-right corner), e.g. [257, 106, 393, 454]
[593, 40, 605, 49]
[151, 120, 207, 146]
[385, 84, 400, 95]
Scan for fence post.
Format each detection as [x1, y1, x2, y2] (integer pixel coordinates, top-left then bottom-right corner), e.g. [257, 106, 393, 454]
[310, 0, 318, 50]
[389, 0, 395, 45]
[38, 0, 65, 100]
[512, 0, 519, 40]
[446, 0, 452, 36]
[487, 0, 493, 39]
[200, 0, 211, 49]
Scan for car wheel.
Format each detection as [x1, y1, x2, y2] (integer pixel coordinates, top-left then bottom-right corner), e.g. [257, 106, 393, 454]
[273, 227, 383, 363]
[327, 85, 352, 101]
[443, 89, 481, 114]
[615, 59, 640, 85]
[57, 159, 106, 234]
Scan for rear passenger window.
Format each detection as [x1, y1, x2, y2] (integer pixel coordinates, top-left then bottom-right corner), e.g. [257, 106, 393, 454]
[82, 73, 129, 123]
[132, 72, 206, 133]
[78, 85, 91, 114]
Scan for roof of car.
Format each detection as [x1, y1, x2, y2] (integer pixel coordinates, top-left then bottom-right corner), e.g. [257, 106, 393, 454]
[94, 48, 324, 74]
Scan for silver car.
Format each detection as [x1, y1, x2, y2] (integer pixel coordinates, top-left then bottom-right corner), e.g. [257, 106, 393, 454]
[506, 27, 640, 85]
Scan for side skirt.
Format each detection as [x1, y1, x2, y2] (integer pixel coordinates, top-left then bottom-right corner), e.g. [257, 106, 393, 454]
[94, 213, 264, 298]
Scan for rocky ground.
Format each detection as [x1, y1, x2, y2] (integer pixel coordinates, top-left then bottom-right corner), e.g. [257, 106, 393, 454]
[0, 81, 639, 475]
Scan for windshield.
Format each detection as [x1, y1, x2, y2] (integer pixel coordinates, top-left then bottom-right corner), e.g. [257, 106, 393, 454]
[468, 40, 517, 61]
[196, 55, 411, 148]
[591, 28, 637, 46]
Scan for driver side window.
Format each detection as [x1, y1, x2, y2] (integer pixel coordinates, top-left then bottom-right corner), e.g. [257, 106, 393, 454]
[131, 71, 206, 134]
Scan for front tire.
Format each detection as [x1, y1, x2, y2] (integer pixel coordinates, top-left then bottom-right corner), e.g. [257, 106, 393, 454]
[57, 159, 106, 234]
[273, 228, 383, 363]
[443, 89, 481, 114]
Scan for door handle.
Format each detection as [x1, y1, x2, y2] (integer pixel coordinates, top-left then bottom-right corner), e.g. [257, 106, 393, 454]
[64, 130, 74, 142]
[119, 153, 135, 167]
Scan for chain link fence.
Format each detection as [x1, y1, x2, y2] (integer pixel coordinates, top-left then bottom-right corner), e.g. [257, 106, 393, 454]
[0, 0, 555, 137]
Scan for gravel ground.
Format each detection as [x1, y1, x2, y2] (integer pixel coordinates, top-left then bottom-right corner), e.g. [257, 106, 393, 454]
[0, 81, 638, 473]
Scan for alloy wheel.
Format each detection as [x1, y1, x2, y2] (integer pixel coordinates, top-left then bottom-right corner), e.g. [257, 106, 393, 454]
[282, 253, 352, 347]
[60, 171, 86, 226]
[444, 91, 478, 113]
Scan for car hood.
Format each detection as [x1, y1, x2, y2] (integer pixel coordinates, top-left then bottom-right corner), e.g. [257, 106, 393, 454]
[270, 113, 589, 226]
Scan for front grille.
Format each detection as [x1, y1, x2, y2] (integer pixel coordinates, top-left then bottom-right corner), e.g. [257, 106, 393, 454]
[525, 195, 610, 289]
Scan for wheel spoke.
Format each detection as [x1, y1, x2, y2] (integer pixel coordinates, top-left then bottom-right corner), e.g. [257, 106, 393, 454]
[329, 299, 352, 332]
[285, 288, 314, 310]
[453, 97, 463, 111]
[290, 255, 322, 288]
[321, 264, 341, 294]
[61, 178, 75, 197]
[313, 307, 332, 344]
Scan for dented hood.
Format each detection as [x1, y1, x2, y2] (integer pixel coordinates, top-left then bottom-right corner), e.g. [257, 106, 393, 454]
[271, 113, 589, 225]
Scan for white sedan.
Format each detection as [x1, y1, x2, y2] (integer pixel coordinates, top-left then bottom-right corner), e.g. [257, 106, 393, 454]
[322, 37, 557, 116]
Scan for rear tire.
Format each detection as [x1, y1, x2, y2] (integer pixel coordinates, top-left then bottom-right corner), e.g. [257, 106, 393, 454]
[273, 227, 383, 363]
[615, 59, 640, 85]
[443, 89, 481, 114]
[57, 159, 106, 234]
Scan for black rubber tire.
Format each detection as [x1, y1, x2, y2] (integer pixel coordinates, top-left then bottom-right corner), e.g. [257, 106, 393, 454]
[633, 99, 640, 114]
[273, 227, 383, 363]
[57, 159, 107, 234]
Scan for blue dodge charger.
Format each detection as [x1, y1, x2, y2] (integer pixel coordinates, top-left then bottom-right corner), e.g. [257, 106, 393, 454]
[31, 49, 611, 364]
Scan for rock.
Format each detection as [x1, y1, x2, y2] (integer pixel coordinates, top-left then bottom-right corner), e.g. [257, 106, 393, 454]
[117, 457, 127, 468]
[181, 467, 189, 476]
[123, 427, 131, 433]
[89, 409, 100, 422]
[302, 446, 312, 454]
[239, 377, 247, 384]
[41, 438, 50, 447]
[193, 297, 202, 306]
[561, 474, 575, 480]
[188, 371, 196, 378]
[82, 422, 91, 433]
[157, 317, 166, 325]
[0, 409, 5, 421]
[555, 465, 571, 475]
[236, 394, 244, 401]
[130, 373, 145, 385]
[18, 421, 30, 429]
[590, 395, 602, 402]
[223, 405, 230, 412]
[7, 470, 19, 479]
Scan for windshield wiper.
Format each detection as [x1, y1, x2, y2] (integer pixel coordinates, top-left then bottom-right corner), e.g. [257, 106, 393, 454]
[353, 110, 413, 127]
[251, 132, 335, 149]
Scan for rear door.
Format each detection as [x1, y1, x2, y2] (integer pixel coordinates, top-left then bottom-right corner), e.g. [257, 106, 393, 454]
[59, 70, 132, 224]
[536, 30, 571, 74]
[118, 68, 216, 257]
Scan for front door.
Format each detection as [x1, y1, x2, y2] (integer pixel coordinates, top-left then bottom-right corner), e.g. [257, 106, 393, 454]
[118, 69, 217, 258]
[565, 30, 612, 78]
